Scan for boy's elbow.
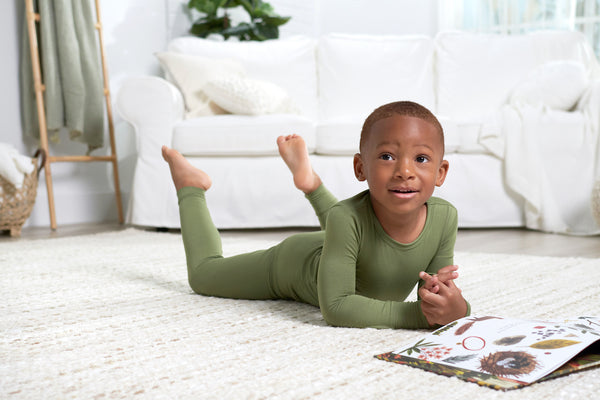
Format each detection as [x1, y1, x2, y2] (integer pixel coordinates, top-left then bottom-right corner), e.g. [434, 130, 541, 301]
[188, 280, 202, 295]
[319, 302, 344, 327]
[188, 276, 209, 296]
[321, 312, 346, 328]
[319, 300, 357, 328]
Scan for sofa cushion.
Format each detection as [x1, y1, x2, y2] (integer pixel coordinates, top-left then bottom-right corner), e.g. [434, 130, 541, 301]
[451, 121, 491, 154]
[440, 115, 507, 155]
[510, 60, 589, 110]
[172, 114, 316, 156]
[317, 33, 436, 121]
[316, 117, 362, 155]
[315, 115, 467, 156]
[436, 31, 539, 122]
[436, 30, 593, 122]
[437, 116, 459, 154]
[527, 30, 597, 66]
[168, 36, 318, 119]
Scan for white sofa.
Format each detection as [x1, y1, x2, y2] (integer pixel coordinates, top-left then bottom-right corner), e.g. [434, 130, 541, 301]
[117, 30, 600, 234]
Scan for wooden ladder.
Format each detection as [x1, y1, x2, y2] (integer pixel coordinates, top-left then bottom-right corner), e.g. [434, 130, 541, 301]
[24, 0, 123, 230]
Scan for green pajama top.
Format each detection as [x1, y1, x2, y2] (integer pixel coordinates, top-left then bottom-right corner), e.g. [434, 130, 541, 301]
[178, 184, 466, 330]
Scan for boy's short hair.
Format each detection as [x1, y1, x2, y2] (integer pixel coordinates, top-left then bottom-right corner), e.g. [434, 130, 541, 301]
[359, 101, 444, 153]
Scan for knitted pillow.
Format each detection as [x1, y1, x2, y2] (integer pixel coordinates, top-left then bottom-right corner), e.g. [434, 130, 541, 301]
[203, 77, 300, 115]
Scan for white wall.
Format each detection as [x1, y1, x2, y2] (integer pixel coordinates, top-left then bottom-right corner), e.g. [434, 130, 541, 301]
[315, 0, 438, 36]
[1, 0, 438, 228]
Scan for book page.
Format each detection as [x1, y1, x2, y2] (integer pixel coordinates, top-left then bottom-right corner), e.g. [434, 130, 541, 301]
[391, 316, 600, 384]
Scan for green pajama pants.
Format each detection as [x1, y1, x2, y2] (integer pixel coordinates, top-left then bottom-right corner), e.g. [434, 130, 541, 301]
[177, 185, 338, 307]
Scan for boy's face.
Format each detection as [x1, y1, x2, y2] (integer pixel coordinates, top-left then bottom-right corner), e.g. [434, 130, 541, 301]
[353, 115, 449, 220]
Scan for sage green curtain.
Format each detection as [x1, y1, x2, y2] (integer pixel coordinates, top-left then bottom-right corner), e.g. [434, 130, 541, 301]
[20, 0, 105, 153]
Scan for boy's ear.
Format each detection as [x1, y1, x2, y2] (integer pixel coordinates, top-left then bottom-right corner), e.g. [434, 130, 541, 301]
[435, 159, 450, 187]
[353, 153, 367, 181]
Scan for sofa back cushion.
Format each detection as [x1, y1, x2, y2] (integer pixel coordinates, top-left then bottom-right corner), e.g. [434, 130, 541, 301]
[436, 30, 594, 122]
[168, 36, 318, 119]
[317, 33, 436, 122]
[509, 60, 589, 110]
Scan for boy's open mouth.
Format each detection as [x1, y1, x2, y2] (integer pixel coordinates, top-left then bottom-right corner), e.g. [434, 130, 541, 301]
[390, 188, 418, 194]
[390, 188, 419, 198]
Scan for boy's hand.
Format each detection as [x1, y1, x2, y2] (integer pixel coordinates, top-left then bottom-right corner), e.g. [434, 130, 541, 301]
[419, 279, 468, 326]
[419, 265, 459, 294]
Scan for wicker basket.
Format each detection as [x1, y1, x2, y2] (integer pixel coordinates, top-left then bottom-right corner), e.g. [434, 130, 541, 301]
[0, 149, 45, 237]
[593, 179, 600, 228]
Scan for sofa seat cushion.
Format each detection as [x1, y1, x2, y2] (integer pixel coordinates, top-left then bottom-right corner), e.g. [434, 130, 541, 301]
[172, 114, 316, 156]
[440, 117, 500, 155]
[315, 116, 496, 156]
[315, 117, 362, 155]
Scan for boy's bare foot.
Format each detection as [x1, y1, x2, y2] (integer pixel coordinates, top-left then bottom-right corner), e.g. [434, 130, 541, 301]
[162, 146, 212, 191]
[277, 134, 321, 194]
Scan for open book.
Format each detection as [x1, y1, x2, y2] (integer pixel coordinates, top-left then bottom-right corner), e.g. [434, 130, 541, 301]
[375, 315, 600, 390]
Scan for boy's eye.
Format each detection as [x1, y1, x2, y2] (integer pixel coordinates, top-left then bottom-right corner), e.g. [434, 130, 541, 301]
[416, 156, 429, 163]
[380, 153, 394, 161]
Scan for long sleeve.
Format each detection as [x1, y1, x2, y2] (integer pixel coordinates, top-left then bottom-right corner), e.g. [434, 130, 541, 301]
[305, 184, 339, 230]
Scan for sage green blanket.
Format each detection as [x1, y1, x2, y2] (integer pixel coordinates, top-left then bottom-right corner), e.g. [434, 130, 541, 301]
[20, 0, 104, 152]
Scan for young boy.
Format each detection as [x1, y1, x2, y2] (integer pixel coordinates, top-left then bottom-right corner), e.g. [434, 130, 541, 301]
[162, 101, 469, 329]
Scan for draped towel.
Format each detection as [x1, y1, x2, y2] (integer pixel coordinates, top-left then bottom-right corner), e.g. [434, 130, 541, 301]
[479, 103, 600, 235]
[20, 0, 104, 153]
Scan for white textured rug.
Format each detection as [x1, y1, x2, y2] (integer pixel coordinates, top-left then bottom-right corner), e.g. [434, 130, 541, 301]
[1, 228, 599, 399]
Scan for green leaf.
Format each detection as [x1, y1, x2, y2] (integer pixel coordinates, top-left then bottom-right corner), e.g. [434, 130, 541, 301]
[187, 0, 219, 16]
[221, 0, 241, 9]
[253, 2, 276, 18]
[187, 0, 290, 40]
[261, 15, 291, 27]
[190, 16, 228, 37]
[253, 22, 279, 40]
[221, 22, 253, 40]
[236, 0, 254, 15]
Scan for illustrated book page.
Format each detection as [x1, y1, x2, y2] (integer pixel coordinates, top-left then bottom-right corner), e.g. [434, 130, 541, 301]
[376, 315, 600, 390]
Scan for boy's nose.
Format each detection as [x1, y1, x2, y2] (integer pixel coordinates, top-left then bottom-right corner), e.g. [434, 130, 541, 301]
[395, 159, 415, 179]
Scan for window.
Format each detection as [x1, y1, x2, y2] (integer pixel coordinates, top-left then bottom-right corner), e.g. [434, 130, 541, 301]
[439, 0, 600, 57]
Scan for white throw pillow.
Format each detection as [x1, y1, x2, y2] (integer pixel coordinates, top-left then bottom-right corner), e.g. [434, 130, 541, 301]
[168, 36, 318, 119]
[203, 77, 300, 115]
[155, 52, 246, 117]
[510, 61, 589, 110]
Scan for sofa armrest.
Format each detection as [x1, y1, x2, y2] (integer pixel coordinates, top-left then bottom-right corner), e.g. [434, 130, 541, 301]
[116, 76, 185, 155]
[577, 80, 600, 130]
[577, 80, 600, 178]
[116, 76, 184, 227]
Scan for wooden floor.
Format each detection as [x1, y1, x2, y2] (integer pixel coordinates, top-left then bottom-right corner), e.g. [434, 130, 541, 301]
[2, 223, 599, 258]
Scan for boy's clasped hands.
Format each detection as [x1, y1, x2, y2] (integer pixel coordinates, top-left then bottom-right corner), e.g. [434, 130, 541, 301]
[419, 265, 468, 327]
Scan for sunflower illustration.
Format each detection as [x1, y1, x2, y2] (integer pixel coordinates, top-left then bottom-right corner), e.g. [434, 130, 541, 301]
[479, 351, 539, 378]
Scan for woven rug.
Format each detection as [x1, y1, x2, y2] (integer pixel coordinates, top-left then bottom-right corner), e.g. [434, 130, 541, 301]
[1, 228, 599, 399]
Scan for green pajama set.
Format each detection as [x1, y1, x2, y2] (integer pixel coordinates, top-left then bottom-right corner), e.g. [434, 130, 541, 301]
[178, 184, 466, 329]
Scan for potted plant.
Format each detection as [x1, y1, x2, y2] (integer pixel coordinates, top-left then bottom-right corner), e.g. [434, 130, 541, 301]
[187, 0, 291, 41]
